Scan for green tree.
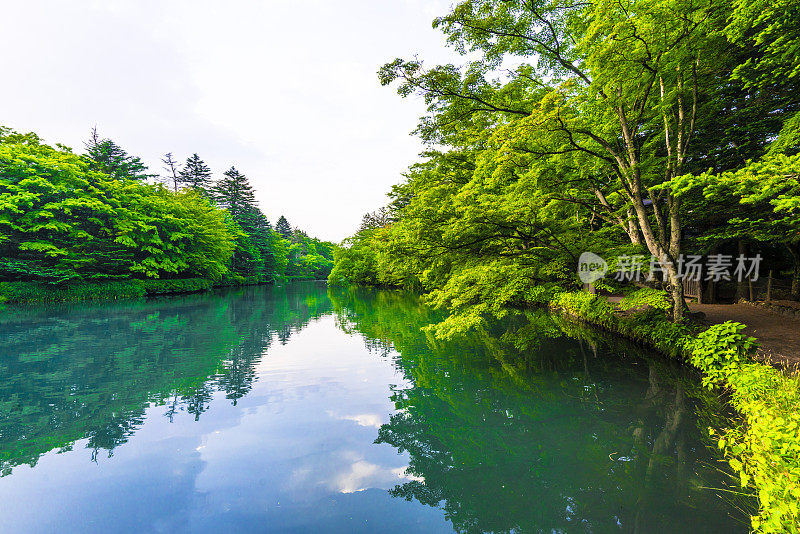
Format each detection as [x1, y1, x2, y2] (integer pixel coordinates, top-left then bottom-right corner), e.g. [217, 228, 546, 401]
[178, 153, 213, 193]
[84, 127, 153, 181]
[0, 130, 236, 282]
[275, 215, 292, 238]
[212, 166, 256, 219]
[371, 0, 800, 322]
[673, 153, 800, 298]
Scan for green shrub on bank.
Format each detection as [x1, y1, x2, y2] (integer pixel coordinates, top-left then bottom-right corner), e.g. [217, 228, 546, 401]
[548, 290, 800, 532]
[617, 287, 672, 311]
[690, 322, 757, 388]
[215, 274, 262, 287]
[0, 280, 146, 303]
[0, 276, 278, 305]
[0, 278, 222, 303]
[140, 278, 213, 295]
[550, 290, 693, 359]
[688, 323, 800, 533]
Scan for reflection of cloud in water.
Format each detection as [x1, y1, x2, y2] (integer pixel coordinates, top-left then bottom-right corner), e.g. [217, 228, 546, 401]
[336, 460, 381, 493]
[327, 410, 384, 429]
[335, 459, 424, 494]
[391, 466, 424, 484]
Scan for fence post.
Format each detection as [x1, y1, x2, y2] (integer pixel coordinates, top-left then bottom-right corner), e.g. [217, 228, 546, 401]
[767, 270, 773, 302]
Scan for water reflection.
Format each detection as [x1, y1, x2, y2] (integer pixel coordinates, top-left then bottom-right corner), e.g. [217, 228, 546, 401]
[0, 283, 750, 532]
[328, 286, 751, 532]
[0, 283, 330, 475]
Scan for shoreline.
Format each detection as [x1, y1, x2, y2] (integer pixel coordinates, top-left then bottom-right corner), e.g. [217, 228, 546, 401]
[546, 290, 800, 533]
[0, 277, 329, 306]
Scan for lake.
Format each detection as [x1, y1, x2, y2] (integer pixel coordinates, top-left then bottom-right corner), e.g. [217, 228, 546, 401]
[0, 282, 749, 532]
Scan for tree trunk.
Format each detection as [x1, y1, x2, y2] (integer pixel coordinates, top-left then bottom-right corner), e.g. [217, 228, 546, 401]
[667, 268, 686, 322]
[789, 243, 800, 300]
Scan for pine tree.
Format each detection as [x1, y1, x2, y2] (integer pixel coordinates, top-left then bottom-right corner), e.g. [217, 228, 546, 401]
[178, 153, 213, 193]
[84, 127, 152, 181]
[276, 215, 292, 238]
[212, 166, 257, 219]
[238, 205, 279, 280]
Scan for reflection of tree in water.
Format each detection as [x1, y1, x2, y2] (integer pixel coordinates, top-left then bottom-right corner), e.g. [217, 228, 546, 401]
[329, 286, 750, 533]
[0, 282, 331, 475]
[183, 382, 216, 421]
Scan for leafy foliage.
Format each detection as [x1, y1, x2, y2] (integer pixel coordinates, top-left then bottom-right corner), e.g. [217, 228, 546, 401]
[335, 0, 800, 323]
[618, 288, 672, 312]
[0, 127, 334, 288]
[0, 135, 236, 282]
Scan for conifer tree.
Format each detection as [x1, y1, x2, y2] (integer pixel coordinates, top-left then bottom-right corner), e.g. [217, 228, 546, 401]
[238, 205, 279, 280]
[212, 166, 256, 219]
[84, 127, 152, 181]
[178, 153, 213, 193]
[276, 216, 292, 238]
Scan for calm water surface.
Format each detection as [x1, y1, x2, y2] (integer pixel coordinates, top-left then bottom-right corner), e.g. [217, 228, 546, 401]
[0, 282, 748, 532]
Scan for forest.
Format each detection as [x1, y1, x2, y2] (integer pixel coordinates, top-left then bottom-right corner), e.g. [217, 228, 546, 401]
[329, 0, 800, 327]
[0, 126, 334, 301]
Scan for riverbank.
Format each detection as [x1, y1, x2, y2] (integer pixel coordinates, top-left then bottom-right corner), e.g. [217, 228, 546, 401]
[0, 276, 267, 304]
[545, 289, 800, 533]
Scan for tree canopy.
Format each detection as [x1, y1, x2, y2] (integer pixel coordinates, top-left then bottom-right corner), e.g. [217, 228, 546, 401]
[1, 126, 334, 285]
[330, 0, 800, 326]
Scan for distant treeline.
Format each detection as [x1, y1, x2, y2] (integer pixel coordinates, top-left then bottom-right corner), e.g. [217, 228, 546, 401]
[0, 126, 334, 290]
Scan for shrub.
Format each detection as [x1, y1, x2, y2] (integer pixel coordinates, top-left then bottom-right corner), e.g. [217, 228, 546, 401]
[215, 274, 262, 287]
[690, 322, 758, 387]
[0, 278, 219, 303]
[140, 278, 213, 296]
[618, 287, 671, 311]
[0, 280, 146, 303]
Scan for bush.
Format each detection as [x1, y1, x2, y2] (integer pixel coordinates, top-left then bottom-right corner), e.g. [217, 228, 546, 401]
[140, 278, 213, 296]
[690, 322, 758, 387]
[0, 280, 146, 303]
[215, 274, 262, 287]
[0, 278, 219, 303]
[618, 287, 671, 311]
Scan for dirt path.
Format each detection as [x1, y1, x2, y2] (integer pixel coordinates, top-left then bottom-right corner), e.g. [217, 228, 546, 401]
[688, 302, 800, 367]
[606, 295, 800, 367]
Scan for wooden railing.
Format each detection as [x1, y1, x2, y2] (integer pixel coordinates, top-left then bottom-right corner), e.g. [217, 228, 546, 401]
[682, 278, 702, 303]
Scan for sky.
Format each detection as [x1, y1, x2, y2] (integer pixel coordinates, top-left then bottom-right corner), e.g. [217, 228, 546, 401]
[0, 0, 462, 242]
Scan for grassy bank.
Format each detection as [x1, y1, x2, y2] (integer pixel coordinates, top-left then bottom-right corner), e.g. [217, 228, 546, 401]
[544, 289, 800, 533]
[0, 276, 266, 304]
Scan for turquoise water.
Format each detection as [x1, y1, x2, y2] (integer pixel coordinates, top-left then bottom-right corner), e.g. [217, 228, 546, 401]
[0, 282, 748, 532]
